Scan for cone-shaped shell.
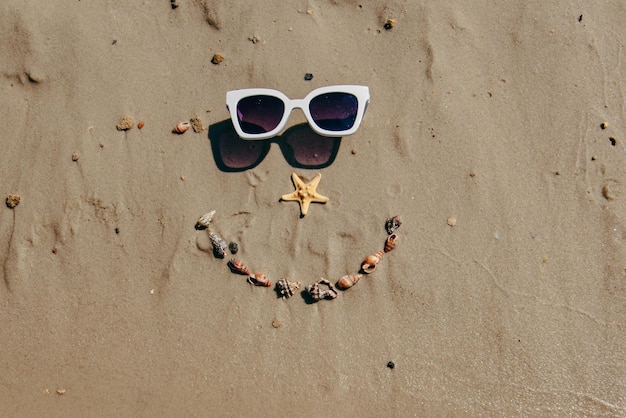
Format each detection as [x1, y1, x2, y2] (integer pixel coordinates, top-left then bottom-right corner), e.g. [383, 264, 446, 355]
[228, 258, 251, 276]
[247, 272, 272, 287]
[196, 210, 216, 229]
[384, 233, 398, 253]
[337, 273, 363, 290]
[361, 250, 385, 274]
[209, 231, 227, 258]
[172, 121, 190, 134]
[276, 278, 301, 299]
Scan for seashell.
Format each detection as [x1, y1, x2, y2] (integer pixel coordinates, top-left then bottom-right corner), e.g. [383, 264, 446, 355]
[306, 278, 338, 301]
[361, 250, 385, 274]
[196, 210, 216, 229]
[209, 231, 227, 258]
[228, 258, 251, 276]
[276, 278, 301, 299]
[172, 121, 190, 134]
[336, 273, 363, 290]
[385, 215, 402, 235]
[247, 272, 272, 287]
[384, 233, 398, 253]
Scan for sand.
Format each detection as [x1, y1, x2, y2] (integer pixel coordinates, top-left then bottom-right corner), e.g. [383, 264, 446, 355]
[1, 1, 625, 416]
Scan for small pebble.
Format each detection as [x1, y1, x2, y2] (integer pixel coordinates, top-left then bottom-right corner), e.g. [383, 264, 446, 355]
[447, 217, 457, 227]
[304, 73, 313, 81]
[115, 227, 120, 234]
[211, 53, 224, 65]
[600, 122, 608, 130]
[6, 194, 20, 208]
[384, 18, 395, 30]
[228, 242, 238, 254]
[272, 320, 282, 328]
[56, 389, 66, 396]
[609, 137, 617, 146]
[71, 153, 79, 161]
[387, 361, 395, 369]
[137, 121, 145, 129]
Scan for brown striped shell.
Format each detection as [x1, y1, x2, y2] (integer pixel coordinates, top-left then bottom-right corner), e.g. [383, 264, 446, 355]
[276, 278, 301, 299]
[361, 250, 384, 274]
[336, 273, 363, 290]
[228, 258, 251, 276]
[305, 278, 338, 301]
[172, 121, 190, 134]
[247, 272, 272, 287]
[384, 233, 398, 253]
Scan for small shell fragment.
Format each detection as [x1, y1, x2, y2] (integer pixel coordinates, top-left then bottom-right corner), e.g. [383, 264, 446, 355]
[211, 53, 224, 64]
[209, 231, 227, 258]
[172, 121, 190, 134]
[71, 153, 79, 162]
[385, 215, 402, 235]
[384, 233, 398, 252]
[276, 278, 302, 299]
[361, 250, 384, 274]
[116, 116, 134, 131]
[247, 272, 272, 287]
[306, 278, 338, 301]
[336, 274, 363, 290]
[447, 217, 457, 227]
[6, 194, 20, 209]
[228, 258, 251, 276]
[196, 210, 216, 229]
[190, 116, 205, 133]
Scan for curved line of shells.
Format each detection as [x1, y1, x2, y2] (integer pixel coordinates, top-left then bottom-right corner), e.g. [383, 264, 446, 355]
[197, 211, 402, 302]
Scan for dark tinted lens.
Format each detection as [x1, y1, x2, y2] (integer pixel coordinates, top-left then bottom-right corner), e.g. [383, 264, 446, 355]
[309, 93, 358, 131]
[214, 128, 269, 170]
[237, 95, 285, 134]
[282, 125, 340, 168]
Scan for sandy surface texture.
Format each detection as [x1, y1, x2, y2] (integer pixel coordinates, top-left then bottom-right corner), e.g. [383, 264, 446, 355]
[1, 1, 625, 416]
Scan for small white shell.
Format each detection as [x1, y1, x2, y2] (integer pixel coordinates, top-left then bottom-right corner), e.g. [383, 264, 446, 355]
[196, 210, 216, 229]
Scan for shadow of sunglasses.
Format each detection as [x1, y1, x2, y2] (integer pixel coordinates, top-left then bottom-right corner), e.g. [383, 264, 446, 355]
[208, 119, 342, 172]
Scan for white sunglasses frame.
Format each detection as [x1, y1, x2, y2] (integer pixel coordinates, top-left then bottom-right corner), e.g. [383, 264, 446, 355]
[226, 85, 370, 140]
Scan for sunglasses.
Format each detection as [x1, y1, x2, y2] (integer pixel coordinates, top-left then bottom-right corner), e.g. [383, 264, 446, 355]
[209, 120, 341, 172]
[226, 85, 370, 140]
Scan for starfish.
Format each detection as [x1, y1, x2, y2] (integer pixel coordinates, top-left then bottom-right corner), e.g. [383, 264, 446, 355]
[280, 172, 329, 217]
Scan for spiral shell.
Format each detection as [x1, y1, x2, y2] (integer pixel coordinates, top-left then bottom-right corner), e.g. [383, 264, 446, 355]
[361, 250, 385, 274]
[209, 231, 227, 258]
[247, 272, 272, 287]
[276, 278, 301, 299]
[306, 278, 338, 301]
[228, 258, 251, 276]
[385, 215, 402, 235]
[336, 274, 363, 290]
[172, 121, 190, 134]
[384, 233, 398, 253]
[196, 210, 216, 229]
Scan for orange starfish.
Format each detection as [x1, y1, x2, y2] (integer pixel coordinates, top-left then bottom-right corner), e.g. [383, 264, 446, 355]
[280, 172, 329, 217]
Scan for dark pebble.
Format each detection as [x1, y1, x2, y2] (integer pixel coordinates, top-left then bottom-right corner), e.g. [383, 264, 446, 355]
[228, 242, 238, 254]
[387, 361, 395, 369]
[304, 73, 313, 81]
[115, 227, 120, 234]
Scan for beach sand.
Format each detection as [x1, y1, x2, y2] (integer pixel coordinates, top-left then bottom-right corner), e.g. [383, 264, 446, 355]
[1, 1, 625, 416]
